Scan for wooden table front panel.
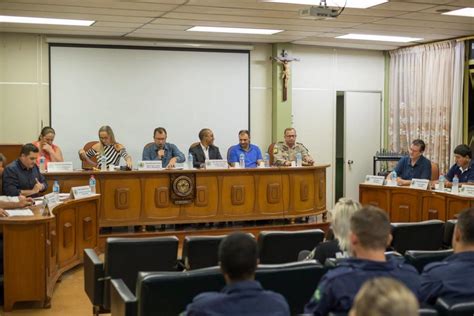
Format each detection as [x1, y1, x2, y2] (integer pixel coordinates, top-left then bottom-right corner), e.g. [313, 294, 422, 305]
[421, 193, 446, 221]
[101, 176, 141, 224]
[359, 186, 390, 215]
[220, 174, 255, 217]
[446, 198, 472, 219]
[255, 174, 285, 216]
[286, 172, 316, 217]
[142, 176, 181, 220]
[390, 190, 421, 222]
[56, 206, 77, 268]
[183, 174, 219, 219]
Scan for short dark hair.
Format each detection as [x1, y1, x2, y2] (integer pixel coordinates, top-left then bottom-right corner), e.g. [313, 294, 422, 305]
[154, 127, 167, 136]
[412, 139, 426, 152]
[218, 232, 257, 280]
[238, 130, 250, 137]
[20, 143, 39, 156]
[457, 208, 474, 244]
[350, 206, 391, 250]
[454, 144, 472, 159]
[199, 128, 211, 141]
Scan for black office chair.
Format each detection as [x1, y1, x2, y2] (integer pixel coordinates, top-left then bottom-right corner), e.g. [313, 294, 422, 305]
[84, 236, 179, 315]
[443, 220, 457, 249]
[435, 297, 474, 316]
[182, 235, 226, 270]
[390, 220, 444, 254]
[258, 229, 325, 264]
[404, 249, 453, 273]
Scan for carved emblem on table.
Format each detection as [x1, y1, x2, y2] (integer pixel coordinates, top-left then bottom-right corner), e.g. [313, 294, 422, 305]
[170, 174, 195, 204]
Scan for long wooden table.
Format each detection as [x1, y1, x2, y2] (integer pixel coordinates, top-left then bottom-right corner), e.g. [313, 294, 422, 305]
[44, 165, 329, 228]
[359, 183, 474, 222]
[1, 196, 99, 312]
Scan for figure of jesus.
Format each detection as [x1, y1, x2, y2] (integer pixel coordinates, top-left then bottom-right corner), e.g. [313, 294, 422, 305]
[270, 50, 299, 101]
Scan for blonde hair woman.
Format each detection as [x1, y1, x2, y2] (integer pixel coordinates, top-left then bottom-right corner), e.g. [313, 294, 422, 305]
[79, 126, 132, 169]
[350, 277, 419, 316]
[306, 197, 361, 264]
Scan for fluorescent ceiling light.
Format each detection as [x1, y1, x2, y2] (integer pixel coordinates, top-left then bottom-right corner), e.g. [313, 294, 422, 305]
[336, 33, 422, 43]
[442, 8, 474, 17]
[0, 15, 94, 26]
[259, 0, 387, 9]
[187, 26, 283, 35]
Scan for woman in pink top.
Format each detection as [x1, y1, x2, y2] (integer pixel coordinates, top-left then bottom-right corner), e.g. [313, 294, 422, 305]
[32, 127, 64, 166]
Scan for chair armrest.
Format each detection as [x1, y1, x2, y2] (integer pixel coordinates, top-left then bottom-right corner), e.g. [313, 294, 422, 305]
[84, 248, 105, 306]
[111, 279, 137, 316]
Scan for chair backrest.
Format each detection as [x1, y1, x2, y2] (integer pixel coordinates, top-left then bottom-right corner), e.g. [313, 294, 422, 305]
[103, 236, 179, 309]
[267, 143, 276, 166]
[189, 142, 200, 151]
[144, 142, 154, 149]
[404, 249, 454, 273]
[436, 297, 474, 316]
[137, 267, 225, 316]
[182, 235, 226, 270]
[431, 162, 440, 181]
[258, 229, 325, 264]
[81, 141, 99, 170]
[256, 260, 327, 315]
[390, 220, 445, 254]
[443, 219, 457, 248]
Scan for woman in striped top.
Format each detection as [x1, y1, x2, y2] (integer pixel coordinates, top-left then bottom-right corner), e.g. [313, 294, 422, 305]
[79, 126, 132, 169]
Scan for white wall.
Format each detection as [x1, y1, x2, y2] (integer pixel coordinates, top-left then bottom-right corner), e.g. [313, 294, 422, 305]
[292, 45, 385, 208]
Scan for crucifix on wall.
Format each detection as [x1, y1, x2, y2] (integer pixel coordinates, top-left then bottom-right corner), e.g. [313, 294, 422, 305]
[270, 50, 300, 101]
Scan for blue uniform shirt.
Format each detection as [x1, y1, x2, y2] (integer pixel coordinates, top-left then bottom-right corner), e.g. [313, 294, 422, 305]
[184, 280, 290, 316]
[2, 159, 48, 197]
[228, 144, 263, 168]
[420, 251, 474, 305]
[445, 161, 474, 183]
[304, 257, 421, 316]
[394, 155, 432, 180]
[142, 142, 185, 168]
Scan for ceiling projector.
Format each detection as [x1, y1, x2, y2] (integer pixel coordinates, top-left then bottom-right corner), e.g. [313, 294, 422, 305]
[299, 5, 340, 19]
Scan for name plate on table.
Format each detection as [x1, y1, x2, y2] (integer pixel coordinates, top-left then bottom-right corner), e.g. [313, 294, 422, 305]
[205, 159, 229, 170]
[460, 185, 474, 196]
[410, 178, 430, 190]
[70, 186, 93, 199]
[137, 161, 162, 171]
[47, 162, 73, 172]
[44, 192, 60, 206]
[364, 175, 385, 185]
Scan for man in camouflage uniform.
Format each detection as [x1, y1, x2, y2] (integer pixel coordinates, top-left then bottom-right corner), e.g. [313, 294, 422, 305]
[273, 128, 314, 166]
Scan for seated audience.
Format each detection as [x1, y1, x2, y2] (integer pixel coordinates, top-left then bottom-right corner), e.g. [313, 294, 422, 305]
[305, 198, 361, 264]
[0, 153, 6, 194]
[184, 232, 290, 316]
[445, 144, 474, 185]
[273, 128, 314, 166]
[32, 126, 64, 167]
[142, 127, 185, 168]
[2, 144, 48, 197]
[349, 277, 419, 316]
[79, 125, 132, 169]
[392, 139, 431, 185]
[420, 207, 474, 304]
[189, 128, 222, 169]
[228, 130, 263, 168]
[304, 206, 420, 316]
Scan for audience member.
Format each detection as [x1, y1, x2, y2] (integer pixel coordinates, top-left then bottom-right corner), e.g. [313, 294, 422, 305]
[189, 128, 222, 169]
[32, 126, 64, 167]
[184, 232, 290, 316]
[0, 153, 6, 194]
[420, 207, 474, 304]
[273, 128, 314, 166]
[392, 139, 431, 185]
[304, 206, 420, 316]
[228, 130, 263, 168]
[2, 143, 48, 197]
[445, 144, 474, 185]
[349, 277, 419, 316]
[142, 127, 185, 168]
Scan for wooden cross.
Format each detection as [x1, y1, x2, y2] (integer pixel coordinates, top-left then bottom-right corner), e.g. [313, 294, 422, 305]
[270, 50, 300, 101]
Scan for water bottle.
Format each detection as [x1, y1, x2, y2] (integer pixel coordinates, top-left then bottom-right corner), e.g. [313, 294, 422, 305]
[239, 153, 245, 168]
[438, 174, 445, 191]
[52, 180, 60, 198]
[89, 175, 96, 194]
[390, 170, 397, 185]
[39, 155, 46, 172]
[100, 155, 107, 171]
[264, 153, 270, 168]
[296, 152, 302, 167]
[452, 175, 459, 194]
[188, 153, 194, 169]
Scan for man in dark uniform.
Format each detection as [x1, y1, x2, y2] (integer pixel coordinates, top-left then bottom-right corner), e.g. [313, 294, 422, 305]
[304, 206, 420, 316]
[420, 207, 474, 304]
[445, 144, 474, 185]
[184, 232, 290, 315]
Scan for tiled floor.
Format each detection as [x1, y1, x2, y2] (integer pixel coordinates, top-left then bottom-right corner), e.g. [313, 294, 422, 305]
[2, 266, 105, 316]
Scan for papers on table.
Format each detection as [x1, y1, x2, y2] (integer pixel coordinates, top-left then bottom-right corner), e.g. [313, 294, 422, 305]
[5, 209, 34, 217]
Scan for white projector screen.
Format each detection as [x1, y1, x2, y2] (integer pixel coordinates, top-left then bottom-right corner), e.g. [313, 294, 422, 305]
[50, 45, 249, 168]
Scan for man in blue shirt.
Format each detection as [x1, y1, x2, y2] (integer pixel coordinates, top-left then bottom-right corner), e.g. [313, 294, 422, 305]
[2, 143, 48, 197]
[184, 232, 290, 316]
[393, 139, 432, 185]
[142, 127, 185, 168]
[420, 207, 474, 304]
[445, 144, 474, 184]
[304, 206, 420, 316]
[228, 130, 263, 168]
